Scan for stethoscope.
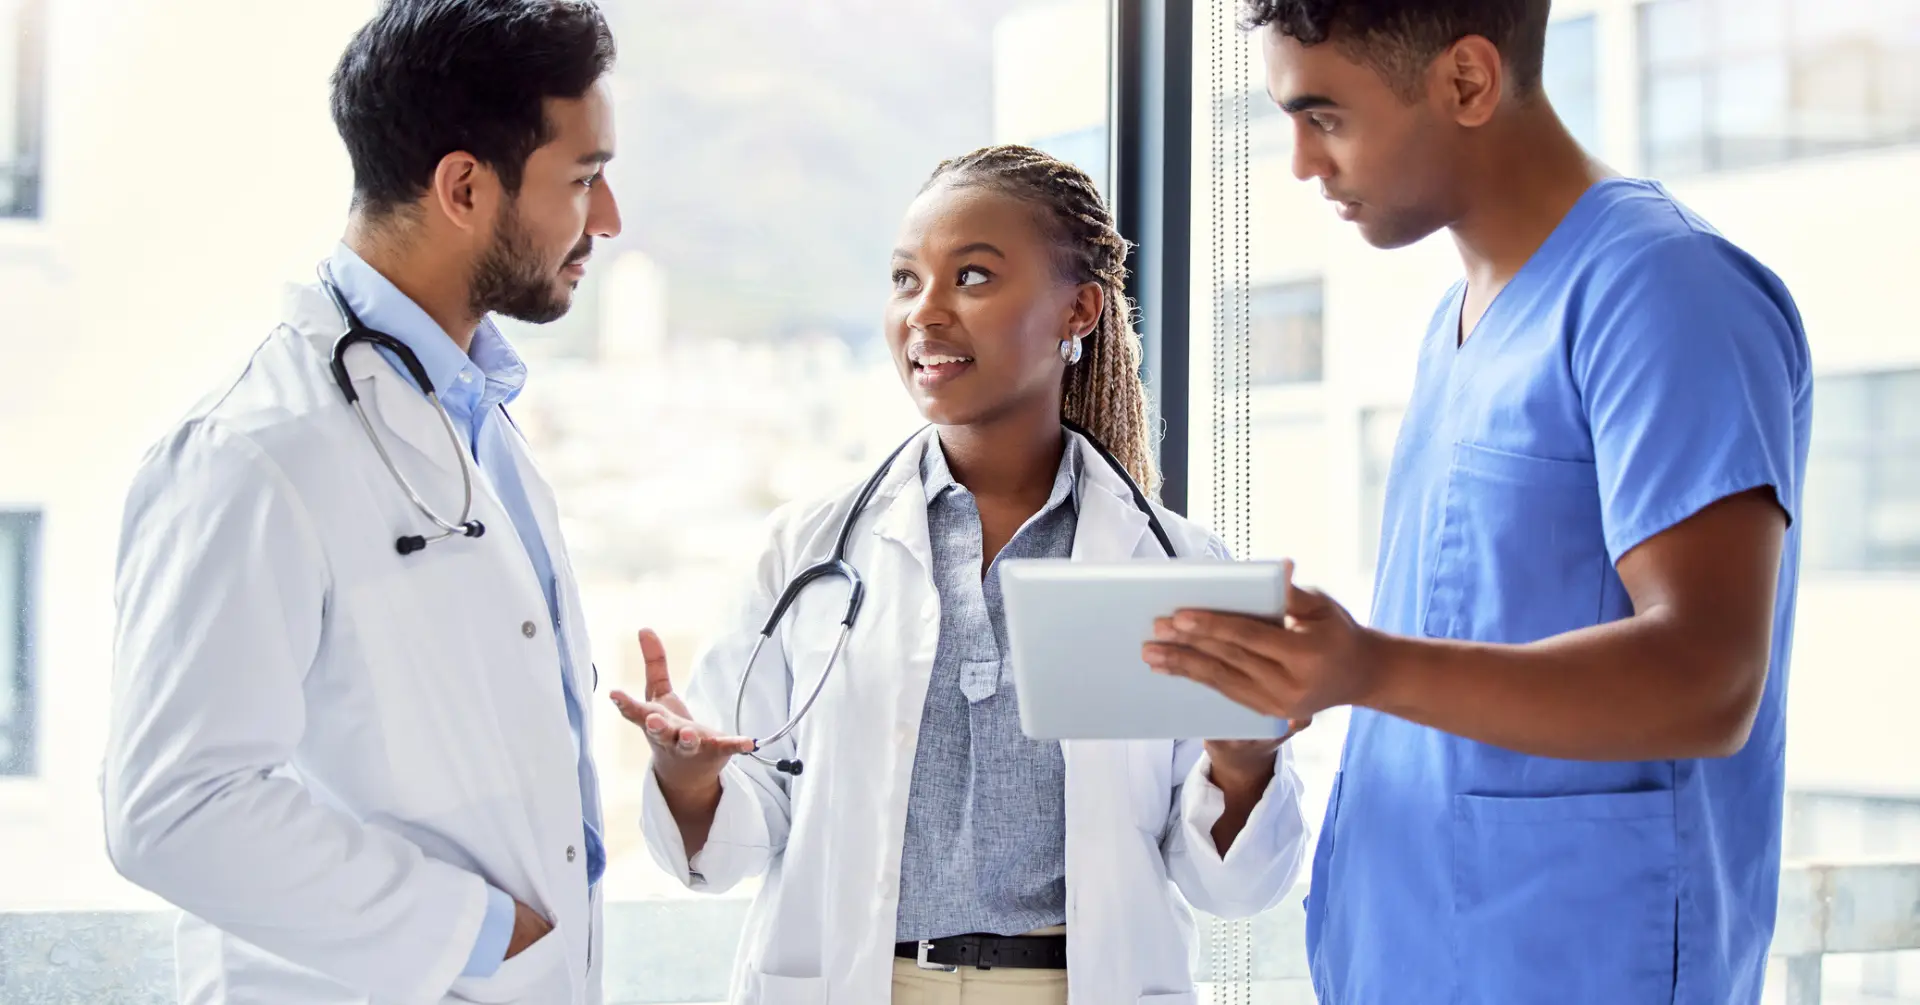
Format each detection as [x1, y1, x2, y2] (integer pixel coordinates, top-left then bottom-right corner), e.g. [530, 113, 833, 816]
[736, 419, 1176, 776]
[320, 266, 489, 556]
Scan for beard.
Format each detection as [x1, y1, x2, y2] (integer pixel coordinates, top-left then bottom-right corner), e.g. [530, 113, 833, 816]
[469, 199, 590, 325]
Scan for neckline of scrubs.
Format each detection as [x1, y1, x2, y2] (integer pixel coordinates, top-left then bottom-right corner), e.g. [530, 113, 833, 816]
[1449, 176, 1635, 354]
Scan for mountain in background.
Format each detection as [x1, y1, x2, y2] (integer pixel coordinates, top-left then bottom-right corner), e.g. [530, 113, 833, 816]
[591, 0, 1037, 348]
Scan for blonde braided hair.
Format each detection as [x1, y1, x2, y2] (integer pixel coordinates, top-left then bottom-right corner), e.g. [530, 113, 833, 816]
[923, 144, 1160, 497]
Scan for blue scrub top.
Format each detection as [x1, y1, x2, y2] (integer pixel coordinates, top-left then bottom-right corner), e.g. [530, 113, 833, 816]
[1306, 179, 1811, 1005]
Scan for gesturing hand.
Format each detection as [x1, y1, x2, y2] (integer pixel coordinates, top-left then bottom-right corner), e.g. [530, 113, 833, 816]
[609, 628, 756, 798]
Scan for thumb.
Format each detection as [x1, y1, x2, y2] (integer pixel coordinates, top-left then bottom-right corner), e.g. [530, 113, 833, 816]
[638, 628, 673, 701]
[1284, 582, 1334, 618]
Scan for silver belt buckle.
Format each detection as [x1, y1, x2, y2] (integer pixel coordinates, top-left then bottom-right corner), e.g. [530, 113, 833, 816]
[916, 940, 958, 972]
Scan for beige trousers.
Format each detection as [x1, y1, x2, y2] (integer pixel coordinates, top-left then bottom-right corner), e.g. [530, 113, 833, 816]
[889, 958, 1069, 1005]
[890, 927, 1069, 1005]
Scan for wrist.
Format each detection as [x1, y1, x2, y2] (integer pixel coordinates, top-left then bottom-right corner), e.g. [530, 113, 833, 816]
[1356, 627, 1417, 715]
[656, 766, 724, 805]
[1205, 749, 1277, 795]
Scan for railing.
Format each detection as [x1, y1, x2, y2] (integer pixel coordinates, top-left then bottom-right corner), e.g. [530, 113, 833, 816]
[2, 863, 1915, 1003]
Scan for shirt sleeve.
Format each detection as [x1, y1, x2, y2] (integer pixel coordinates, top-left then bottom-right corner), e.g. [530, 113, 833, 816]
[462, 886, 517, 978]
[1571, 232, 1809, 563]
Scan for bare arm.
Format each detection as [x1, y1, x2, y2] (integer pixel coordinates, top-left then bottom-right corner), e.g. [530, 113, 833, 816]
[1147, 488, 1787, 761]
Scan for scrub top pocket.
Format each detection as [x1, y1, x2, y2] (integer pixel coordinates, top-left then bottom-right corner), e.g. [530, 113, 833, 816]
[1452, 789, 1679, 1005]
[1424, 442, 1610, 644]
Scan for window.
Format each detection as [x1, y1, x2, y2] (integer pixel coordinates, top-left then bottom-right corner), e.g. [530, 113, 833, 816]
[1638, 0, 1920, 177]
[1804, 368, 1920, 573]
[1358, 407, 1403, 574]
[0, 511, 37, 777]
[1, 0, 45, 219]
[1249, 279, 1323, 385]
[1544, 15, 1602, 153]
[1028, 125, 1109, 193]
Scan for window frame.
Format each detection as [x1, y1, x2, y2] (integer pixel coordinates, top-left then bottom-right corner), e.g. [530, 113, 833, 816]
[2, 0, 47, 220]
[1113, 0, 1195, 513]
[0, 510, 40, 777]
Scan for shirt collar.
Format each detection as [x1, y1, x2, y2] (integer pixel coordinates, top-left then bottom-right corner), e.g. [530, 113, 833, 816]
[922, 433, 1080, 515]
[324, 243, 528, 415]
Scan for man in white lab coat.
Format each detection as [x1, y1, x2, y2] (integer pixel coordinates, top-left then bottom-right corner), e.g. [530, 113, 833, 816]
[102, 2, 622, 1001]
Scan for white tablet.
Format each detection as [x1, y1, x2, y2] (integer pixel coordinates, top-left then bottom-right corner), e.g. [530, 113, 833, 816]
[1000, 558, 1293, 740]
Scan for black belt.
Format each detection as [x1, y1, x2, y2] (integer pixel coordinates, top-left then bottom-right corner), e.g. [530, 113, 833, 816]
[895, 933, 1069, 971]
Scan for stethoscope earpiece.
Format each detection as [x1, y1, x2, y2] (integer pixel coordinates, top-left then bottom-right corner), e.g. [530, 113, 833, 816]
[395, 535, 427, 556]
[776, 759, 803, 776]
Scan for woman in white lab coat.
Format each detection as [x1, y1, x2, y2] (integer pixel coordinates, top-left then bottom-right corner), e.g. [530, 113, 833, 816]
[613, 145, 1310, 1005]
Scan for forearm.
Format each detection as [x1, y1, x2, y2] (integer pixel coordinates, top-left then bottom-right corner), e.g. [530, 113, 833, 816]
[1364, 610, 1766, 761]
[656, 771, 724, 859]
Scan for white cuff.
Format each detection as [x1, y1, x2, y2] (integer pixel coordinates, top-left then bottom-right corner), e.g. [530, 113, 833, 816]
[639, 760, 771, 892]
[1178, 747, 1292, 866]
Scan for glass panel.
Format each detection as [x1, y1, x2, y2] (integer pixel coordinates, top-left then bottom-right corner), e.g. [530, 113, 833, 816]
[1358, 407, 1404, 574]
[1714, 54, 1792, 168]
[1544, 15, 1602, 152]
[1716, 0, 1789, 55]
[1642, 0, 1711, 70]
[0, 0, 24, 216]
[1249, 280, 1324, 385]
[1811, 371, 1872, 445]
[1802, 451, 1870, 571]
[1866, 449, 1920, 569]
[1877, 370, 1920, 436]
[1644, 69, 1712, 176]
[1797, 0, 1899, 48]
[1792, 49, 1877, 155]
[1880, 45, 1920, 142]
[0, 514, 25, 777]
[0, 0, 19, 155]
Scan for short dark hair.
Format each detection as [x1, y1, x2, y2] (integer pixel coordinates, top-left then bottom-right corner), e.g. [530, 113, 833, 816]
[1243, 0, 1551, 98]
[331, 0, 616, 218]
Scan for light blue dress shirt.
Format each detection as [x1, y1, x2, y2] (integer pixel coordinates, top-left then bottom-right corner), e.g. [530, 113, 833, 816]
[325, 245, 604, 978]
[1305, 179, 1811, 1004]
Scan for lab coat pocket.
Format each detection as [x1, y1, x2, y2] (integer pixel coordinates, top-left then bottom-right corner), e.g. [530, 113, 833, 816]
[1452, 789, 1677, 1005]
[747, 970, 827, 1005]
[1426, 443, 1607, 644]
[1137, 993, 1199, 1004]
[448, 927, 567, 1004]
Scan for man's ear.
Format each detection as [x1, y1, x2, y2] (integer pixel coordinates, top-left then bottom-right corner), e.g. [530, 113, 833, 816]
[428, 151, 498, 235]
[1435, 34, 1505, 128]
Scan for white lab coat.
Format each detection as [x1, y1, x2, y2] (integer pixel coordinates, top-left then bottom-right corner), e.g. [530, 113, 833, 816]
[640, 428, 1310, 1005]
[103, 280, 604, 1005]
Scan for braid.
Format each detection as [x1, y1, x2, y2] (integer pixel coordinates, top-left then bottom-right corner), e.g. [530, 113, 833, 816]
[923, 144, 1161, 497]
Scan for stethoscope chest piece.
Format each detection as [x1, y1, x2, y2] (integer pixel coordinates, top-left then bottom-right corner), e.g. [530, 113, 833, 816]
[731, 421, 1175, 778]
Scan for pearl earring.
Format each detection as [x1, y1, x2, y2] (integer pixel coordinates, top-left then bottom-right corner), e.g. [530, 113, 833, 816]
[1060, 336, 1084, 364]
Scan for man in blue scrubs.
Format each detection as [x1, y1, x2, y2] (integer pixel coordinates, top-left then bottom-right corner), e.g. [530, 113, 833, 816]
[1144, 1, 1811, 1002]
